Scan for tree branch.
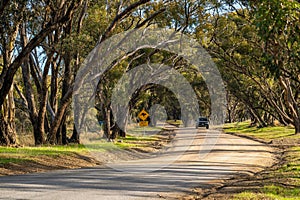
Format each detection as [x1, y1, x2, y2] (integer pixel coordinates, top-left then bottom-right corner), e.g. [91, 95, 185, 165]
[98, 0, 150, 43]
[0, 0, 83, 107]
[135, 8, 166, 29]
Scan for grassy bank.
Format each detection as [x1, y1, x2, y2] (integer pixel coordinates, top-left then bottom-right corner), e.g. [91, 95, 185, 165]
[0, 134, 158, 165]
[0, 145, 88, 165]
[219, 121, 300, 200]
[0, 144, 98, 176]
[0, 126, 173, 175]
[224, 121, 297, 142]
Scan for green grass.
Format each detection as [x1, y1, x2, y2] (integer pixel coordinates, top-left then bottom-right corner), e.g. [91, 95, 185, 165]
[121, 134, 159, 142]
[225, 121, 300, 200]
[0, 141, 141, 165]
[235, 189, 300, 200]
[115, 142, 148, 149]
[280, 147, 300, 173]
[167, 120, 183, 125]
[0, 145, 89, 165]
[0, 145, 87, 155]
[0, 157, 30, 165]
[84, 139, 149, 150]
[81, 132, 161, 150]
[0, 127, 170, 167]
[114, 134, 161, 149]
[0, 133, 160, 165]
[127, 126, 162, 133]
[224, 121, 297, 141]
[262, 185, 300, 199]
[233, 148, 300, 200]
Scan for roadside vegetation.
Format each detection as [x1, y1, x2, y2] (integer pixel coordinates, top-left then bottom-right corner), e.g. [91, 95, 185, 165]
[0, 0, 299, 197]
[167, 120, 183, 127]
[201, 122, 300, 200]
[224, 121, 298, 142]
[0, 144, 96, 176]
[0, 125, 174, 175]
[1, 0, 299, 147]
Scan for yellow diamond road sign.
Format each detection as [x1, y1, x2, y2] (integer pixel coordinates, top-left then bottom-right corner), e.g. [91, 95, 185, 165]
[138, 109, 149, 121]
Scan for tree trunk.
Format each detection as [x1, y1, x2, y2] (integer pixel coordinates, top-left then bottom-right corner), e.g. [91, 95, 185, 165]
[61, 115, 68, 145]
[70, 124, 80, 143]
[0, 111, 16, 145]
[56, 126, 62, 145]
[37, 50, 54, 144]
[70, 94, 80, 143]
[103, 108, 111, 140]
[44, 115, 50, 136]
[295, 126, 300, 134]
[55, 116, 67, 145]
[68, 1, 87, 144]
[57, 20, 73, 145]
[0, 84, 17, 145]
[48, 104, 71, 144]
[47, 89, 73, 144]
[50, 60, 59, 113]
[279, 77, 300, 134]
[294, 118, 300, 134]
[111, 124, 117, 140]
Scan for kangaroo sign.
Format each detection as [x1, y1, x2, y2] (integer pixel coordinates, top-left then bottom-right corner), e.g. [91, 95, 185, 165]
[138, 109, 149, 121]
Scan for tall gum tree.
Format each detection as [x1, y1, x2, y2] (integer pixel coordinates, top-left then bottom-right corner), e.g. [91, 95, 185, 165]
[201, 1, 300, 132]
[0, 0, 84, 145]
[253, 0, 300, 133]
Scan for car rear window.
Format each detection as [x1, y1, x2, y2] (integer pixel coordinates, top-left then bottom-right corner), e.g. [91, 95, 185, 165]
[199, 118, 208, 121]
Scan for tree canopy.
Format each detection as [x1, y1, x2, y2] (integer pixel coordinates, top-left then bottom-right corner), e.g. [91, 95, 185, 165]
[0, 0, 299, 146]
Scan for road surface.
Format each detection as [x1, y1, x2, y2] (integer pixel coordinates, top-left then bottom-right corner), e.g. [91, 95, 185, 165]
[0, 128, 274, 200]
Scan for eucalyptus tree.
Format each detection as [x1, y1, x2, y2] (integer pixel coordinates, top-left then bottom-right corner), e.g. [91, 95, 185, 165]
[70, 0, 167, 142]
[199, 0, 300, 132]
[0, 0, 84, 145]
[253, 0, 300, 133]
[2, 0, 163, 145]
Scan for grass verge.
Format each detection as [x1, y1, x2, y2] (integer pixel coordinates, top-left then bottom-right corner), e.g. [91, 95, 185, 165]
[223, 121, 297, 143]
[206, 121, 300, 200]
[0, 145, 88, 165]
[167, 120, 183, 127]
[0, 126, 174, 175]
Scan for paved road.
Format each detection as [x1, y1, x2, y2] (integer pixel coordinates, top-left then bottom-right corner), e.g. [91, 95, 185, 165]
[0, 128, 274, 200]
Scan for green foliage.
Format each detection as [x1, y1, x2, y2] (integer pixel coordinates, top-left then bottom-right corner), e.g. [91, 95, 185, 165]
[2, 0, 299, 147]
[254, 0, 300, 78]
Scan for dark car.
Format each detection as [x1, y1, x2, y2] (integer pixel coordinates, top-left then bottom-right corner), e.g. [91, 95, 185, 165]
[196, 117, 209, 129]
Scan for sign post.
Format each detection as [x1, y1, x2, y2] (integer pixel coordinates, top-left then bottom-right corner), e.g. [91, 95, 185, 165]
[138, 109, 149, 136]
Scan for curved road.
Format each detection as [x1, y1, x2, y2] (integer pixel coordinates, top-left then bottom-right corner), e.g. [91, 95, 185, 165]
[0, 128, 274, 200]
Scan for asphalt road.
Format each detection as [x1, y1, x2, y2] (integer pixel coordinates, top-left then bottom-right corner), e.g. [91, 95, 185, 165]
[0, 127, 274, 200]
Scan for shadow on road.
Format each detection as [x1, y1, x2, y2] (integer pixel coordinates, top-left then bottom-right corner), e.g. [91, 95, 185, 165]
[0, 128, 275, 199]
